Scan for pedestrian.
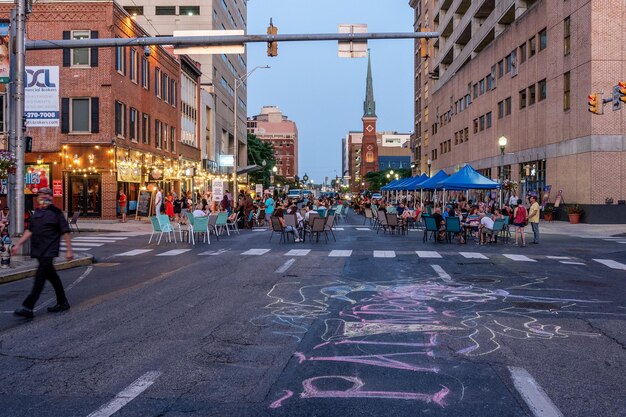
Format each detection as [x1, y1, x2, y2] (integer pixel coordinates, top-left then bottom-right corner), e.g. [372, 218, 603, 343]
[264, 193, 275, 223]
[12, 188, 73, 319]
[173, 193, 182, 222]
[165, 192, 174, 220]
[528, 195, 540, 244]
[154, 187, 163, 216]
[513, 198, 527, 247]
[118, 189, 127, 223]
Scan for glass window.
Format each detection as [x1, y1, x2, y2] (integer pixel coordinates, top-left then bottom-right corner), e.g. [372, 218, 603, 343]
[71, 30, 90, 66]
[116, 45, 125, 74]
[520, 43, 527, 63]
[129, 108, 138, 141]
[473, 83, 478, 99]
[529, 36, 536, 56]
[520, 89, 527, 109]
[464, 127, 469, 142]
[564, 17, 571, 56]
[479, 79, 485, 95]
[498, 101, 504, 119]
[163, 123, 168, 150]
[479, 115, 485, 131]
[180, 6, 200, 16]
[155, 68, 161, 98]
[129, 49, 137, 83]
[155, 119, 162, 148]
[563, 72, 571, 110]
[170, 126, 175, 152]
[505, 54, 512, 73]
[171, 80, 177, 107]
[142, 113, 150, 144]
[539, 28, 547, 51]
[141, 58, 149, 89]
[505, 97, 512, 115]
[538, 79, 547, 101]
[498, 60, 504, 78]
[162, 74, 169, 103]
[0, 95, 5, 133]
[155, 6, 176, 15]
[473, 118, 478, 133]
[70, 98, 90, 132]
[115, 101, 126, 137]
[528, 84, 536, 105]
[486, 112, 492, 129]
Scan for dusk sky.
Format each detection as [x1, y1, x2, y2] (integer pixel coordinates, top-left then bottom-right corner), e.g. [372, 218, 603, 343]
[246, 0, 414, 185]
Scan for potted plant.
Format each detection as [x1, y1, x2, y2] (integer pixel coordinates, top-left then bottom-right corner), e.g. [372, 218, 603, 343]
[542, 204, 555, 222]
[565, 204, 583, 224]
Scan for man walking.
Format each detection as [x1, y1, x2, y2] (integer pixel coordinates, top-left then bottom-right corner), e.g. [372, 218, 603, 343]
[154, 187, 163, 215]
[528, 195, 540, 244]
[12, 188, 73, 319]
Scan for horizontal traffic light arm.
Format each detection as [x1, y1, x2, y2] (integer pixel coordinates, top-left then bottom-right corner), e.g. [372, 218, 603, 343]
[25, 32, 440, 50]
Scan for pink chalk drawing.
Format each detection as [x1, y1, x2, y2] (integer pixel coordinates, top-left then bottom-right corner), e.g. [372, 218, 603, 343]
[269, 390, 294, 409]
[300, 376, 450, 407]
[295, 351, 439, 373]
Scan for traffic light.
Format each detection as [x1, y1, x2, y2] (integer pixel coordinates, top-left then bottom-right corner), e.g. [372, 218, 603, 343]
[267, 18, 278, 57]
[619, 82, 626, 103]
[420, 27, 428, 58]
[588, 93, 601, 114]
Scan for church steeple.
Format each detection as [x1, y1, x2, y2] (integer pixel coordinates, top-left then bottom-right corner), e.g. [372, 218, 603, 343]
[363, 50, 376, 118]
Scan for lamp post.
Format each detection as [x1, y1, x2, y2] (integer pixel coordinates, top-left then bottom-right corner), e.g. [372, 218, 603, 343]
[427, 159, 431, 177]
[233, 65, 270, 201]
[498, 136, 507, 208]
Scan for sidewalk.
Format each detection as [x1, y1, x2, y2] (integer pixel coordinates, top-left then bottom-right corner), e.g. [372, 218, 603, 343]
[73, 219, 153, 233]
[0, 253, 94, 285]
[539, 220, 626, 238]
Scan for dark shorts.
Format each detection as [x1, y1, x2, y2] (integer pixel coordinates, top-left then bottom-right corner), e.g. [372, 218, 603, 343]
[513, 222, 525, 228]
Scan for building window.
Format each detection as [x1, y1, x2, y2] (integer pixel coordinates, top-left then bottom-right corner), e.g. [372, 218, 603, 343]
[180, 6, 200, 16]
[505, 53, 513, 73]
[486, 112, 492, 129]
[538, 79, 547, 101]
[473, 83, 479, 99]
[464, 127, 469, 142]
[71, 30, 90, 67]
[129, 108, 138, 142]
[115, 101, 126, 137]
[563, 71, 571, 110]
[487, 66, 495, 90]
[141, 58, 149, 89]
[70, 98, 90, 132]
[505, 97, 512, 115]
[155, 119, 162, 148]
[539, 28, 547, 51]
[473, 118, 478, 134]
[520, 43, 527, 63]
[171, 80, 177, 107]
[170, 126, 175, 152]
[520, 89, 527, 109]
[365, 151, 374, 163]
[498, 60, 504, 78]
[162, 74, 169, 103]
[115, 45, 125, 74]
[155, 68, 161, 98]
[564, 17, 571, 56]
[479, 115, 485, 131]
[142, 113, 150, 144]
[528, 84, 536, 105]
[479, 79, 485, 95]
[163, 123, 168, 150]
[129, 49, 138, 83]
[498, 101, 504, 119]
[454, 131, 459, 145]
[529, 36, 536, 57]
[155, 6, 176, 15]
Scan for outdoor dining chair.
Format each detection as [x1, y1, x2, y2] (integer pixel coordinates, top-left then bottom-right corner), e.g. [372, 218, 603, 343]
[445, 216, 463, 243]
[68, 212, 80, 233]
[190, 216, 210, 245]
[269, 216, 292, 243]
[310, 217, 329, 243]
[324, 213, 337, 241]
[208, 213, 220, 241]
[363, 207, 374, 225]
[423, 215, 439, 243]
[226, 213, 240, 235]
[216, 212, 229, 236]
[385, 213, 403, 235]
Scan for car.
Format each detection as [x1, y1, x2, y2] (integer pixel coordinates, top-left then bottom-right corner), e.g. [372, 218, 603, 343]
[371, 193, 383, 200]
[287, 189, 304, 201]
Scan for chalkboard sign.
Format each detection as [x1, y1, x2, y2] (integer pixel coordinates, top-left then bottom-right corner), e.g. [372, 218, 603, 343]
[136, 190, 153, 219]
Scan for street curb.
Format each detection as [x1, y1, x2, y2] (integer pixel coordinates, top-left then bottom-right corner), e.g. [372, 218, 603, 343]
[0, 255, 94, 285]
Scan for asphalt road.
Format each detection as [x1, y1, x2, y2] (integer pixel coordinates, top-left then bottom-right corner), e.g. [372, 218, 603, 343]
[0, 212, 624, 417]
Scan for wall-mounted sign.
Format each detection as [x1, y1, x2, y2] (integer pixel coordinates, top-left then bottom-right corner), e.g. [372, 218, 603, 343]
[219, 154, 234, 167]
[25, 66, 59, 127]
[212, 179, 224, 202]
[25, 164, 50, 194]
[52, 180, 62, 197]
[0, 23, 9, 84]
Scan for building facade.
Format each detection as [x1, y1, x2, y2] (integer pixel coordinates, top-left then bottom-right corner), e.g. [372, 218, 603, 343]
[247, 106, 299, 182]
[0, 0, 203, 218]
[410, 0, 626, 222]
[118, 0, 248, 179]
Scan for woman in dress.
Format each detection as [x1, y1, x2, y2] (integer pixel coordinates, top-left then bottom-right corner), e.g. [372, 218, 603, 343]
[165, 192, 174, 220]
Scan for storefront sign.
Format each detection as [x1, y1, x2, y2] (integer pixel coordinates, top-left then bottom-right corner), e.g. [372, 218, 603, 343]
[25, 164, 50, 194]
[219, 154, 234, 167]
[52, 180, 62, 197]
[0, 24, 9, 84]
[117, 164, 142, 183]
[203, 159, 219, 173]
[135, 190, 153, 219]
[25, 66, 60, 127]
[212, 179, 224, 202]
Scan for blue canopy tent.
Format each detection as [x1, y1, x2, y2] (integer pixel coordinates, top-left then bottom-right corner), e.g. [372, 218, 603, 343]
[380, 179, 400, 191]
[436, 164, 500, 206]
[399, 173, 429, 191]
[417, 170, 450, 190]
[389, 177, 415, 191]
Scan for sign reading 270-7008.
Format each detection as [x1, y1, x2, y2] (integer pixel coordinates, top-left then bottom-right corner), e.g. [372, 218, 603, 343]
[25, 66, 59, 127]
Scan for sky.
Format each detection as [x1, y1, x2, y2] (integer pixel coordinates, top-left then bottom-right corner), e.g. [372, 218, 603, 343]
[246, 0, 414, 185]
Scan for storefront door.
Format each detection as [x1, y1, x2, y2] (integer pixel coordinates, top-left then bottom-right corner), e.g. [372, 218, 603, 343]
[69, 175, 101, 217]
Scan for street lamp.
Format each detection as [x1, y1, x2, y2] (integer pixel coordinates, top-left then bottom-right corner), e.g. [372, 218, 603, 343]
[427, 159, 431, 177]
[498, 136, 507, 207]
[233, 65, 270, 199]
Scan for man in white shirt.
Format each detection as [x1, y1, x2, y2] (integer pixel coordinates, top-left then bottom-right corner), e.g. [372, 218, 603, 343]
[479, 212, 495, 244]
[154, 187, 163, 216]
[192, 204, 207, 217]
[508, 194, 518, 208]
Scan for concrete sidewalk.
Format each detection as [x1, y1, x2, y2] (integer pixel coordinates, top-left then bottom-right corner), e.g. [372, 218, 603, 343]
[73, 219, 152, 233]
[539, 220, 626, 238]
[0, 253, 94, 284]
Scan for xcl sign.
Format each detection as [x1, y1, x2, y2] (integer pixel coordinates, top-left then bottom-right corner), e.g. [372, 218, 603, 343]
[24, 66, 59, 127]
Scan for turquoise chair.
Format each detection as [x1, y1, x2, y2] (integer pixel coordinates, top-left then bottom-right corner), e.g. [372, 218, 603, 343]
[216, 212, 229, 236]
[190, 216, 210, 245]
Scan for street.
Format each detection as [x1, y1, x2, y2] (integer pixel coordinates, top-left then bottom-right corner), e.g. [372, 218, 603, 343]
[0, 213, 624, 417]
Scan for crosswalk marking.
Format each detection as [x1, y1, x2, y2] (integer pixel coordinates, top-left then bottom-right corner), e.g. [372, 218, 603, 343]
[70, 239, 123, 244]
[503, 254, 536, 262]
[198, 249, 228, 256]
[156, 249, 191, 256]
[329, 250, 352, 257]
[114, 249, 153, 257]
[74, 237, 128, 241]
[242, 249, 271, 255]
[356, 228, 371, 231]
[560, 261, 586, 266]
[546, 256, 571, 260]
[62, 242, 104, 247]
[593, 259, 626, 270]
[285, 249, 310, 256]
[373, 251, 395, 258]
[416, 251, 442, 258]
[459, 252, 488, 259]
[62, 247, 91, 251]
[333, 228, 345, 231]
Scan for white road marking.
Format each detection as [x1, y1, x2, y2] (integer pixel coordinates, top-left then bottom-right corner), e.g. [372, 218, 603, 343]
[333, 228, 345, 231]
[114, 249, 153, 257]
[156, 249, 191, 256]
[459, 252, 488, 259]
[34, 266, 94, 312]
[373, 251, 396, 258]
[431, 264, 452, 283]
[546, 256, 571, 260]
[241, 249, 271, 255]
[618, 241, 626, 244]
[416, 251, 442, 258]
[356, 228, 371, 231]
[60, 247, 91, 251]
[73, 237, 128, 241]
[593, 259, 626, 270]
[329, 250, 352, 257]
[86, 371, 162, 417]
[508, 366, 564, 417]
[275, 258, 296, 273]
[560, 261, 586, 266]
[285, 249, 310, 256]
[198, 249, 228, 256]
[252, 229, 266, 232]
[69, 240, 123, 244]
[503, 254, 537, 262]
[63, 243, 104, 247]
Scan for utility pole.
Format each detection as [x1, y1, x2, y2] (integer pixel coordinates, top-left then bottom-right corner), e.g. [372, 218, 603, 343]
[8, 0, 27, 244]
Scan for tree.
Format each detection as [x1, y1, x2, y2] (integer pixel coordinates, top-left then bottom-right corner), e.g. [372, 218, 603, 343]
[364, 168, 412, 191]
[247, 133, 276, 187]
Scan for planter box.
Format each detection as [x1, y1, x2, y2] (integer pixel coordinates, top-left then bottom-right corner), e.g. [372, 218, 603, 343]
[568, 213, 581, 224]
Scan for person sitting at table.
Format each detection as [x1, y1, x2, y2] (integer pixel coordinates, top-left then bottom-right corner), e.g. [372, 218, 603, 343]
[192, 203, 207, 217]
[396, 202, 406, 217]
[273, 207, 302, 242]
[479, 212, 495, 244]
[432, 207, 446, 241]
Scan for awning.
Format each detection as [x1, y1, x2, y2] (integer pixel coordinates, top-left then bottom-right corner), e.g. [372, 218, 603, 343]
[237, 164, 262, 175]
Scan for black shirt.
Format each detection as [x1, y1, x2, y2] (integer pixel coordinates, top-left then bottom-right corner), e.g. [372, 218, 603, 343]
[28, 205, 70, 258]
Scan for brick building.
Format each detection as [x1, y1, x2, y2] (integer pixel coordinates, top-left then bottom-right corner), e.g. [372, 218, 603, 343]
[247, 106, 298, 182]
[410, 0, 626, 222]
[0, 0, 202, 219]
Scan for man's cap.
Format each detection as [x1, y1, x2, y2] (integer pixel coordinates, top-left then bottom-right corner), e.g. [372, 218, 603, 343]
[38, 187, 52, 195]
